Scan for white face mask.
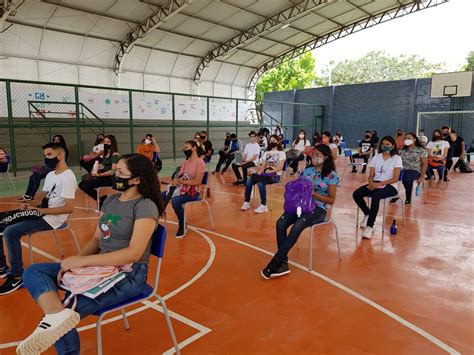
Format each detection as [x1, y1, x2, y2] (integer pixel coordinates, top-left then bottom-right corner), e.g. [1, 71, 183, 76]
[312, 157, 325, 165]
[298, 134, 304, 139]
[145, 139, 151, 144]
[404, 139, 413, 146]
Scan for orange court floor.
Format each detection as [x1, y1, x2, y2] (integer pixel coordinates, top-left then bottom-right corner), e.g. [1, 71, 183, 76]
[0, 161, 473, 355]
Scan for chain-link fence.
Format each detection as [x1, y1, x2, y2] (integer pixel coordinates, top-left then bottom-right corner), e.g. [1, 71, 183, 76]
[418, 110, 474, 144]
[0, 79, 323, 173]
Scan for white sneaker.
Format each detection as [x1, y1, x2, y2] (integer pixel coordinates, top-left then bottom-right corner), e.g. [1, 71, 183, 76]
[362, 227, 373, 239]
[17, 308, 80, 355]
[254, 205, 268, 214]
[360, 215, 369, 228]
[241, 202, 250, 211]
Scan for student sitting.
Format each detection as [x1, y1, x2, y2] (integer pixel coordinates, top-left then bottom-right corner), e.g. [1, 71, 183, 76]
[214, 133, 242, 174]
[78, 135, 120, 203]
[287, 130, 311, 175]
[80, 133, 104, 173]
[426, 129, 449, 181]
[19, 135, 69, 201]
[0, 146, 9, 172]
[137, 133, 160, 160]
[231, 131, 260, 185]
[199, 131, 213, 163]
[394, 133, 427, 205]
[448, 130, 465, 171]
[319, 131, 338, 160]
[241, 135, 286, 214]
[350, 131, 375, 173]
[261, 144, 339, 279]
[0, 143, 77, 295]
[16, 154, 163, 354]
[352, 136, 402, 239]
[164, 140, 206, 238]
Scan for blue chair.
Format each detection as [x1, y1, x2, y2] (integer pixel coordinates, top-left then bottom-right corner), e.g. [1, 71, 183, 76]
[356, 170, 406, 236]
[183, 171, 215, 229]
[93, 225, 180, 355]
[341, 149, 366, 179]
[340, 141, 346, 150]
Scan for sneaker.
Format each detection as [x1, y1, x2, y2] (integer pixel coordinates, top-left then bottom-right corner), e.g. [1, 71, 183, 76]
[176, 227, 187, 239]
[443, 176, 449, 182]
[233, 180, 244, 185]
[261, 257, 281, 280]
[405, 199, 411, 205]
[359, 215, 369, 228]
[0, 275, 23, 295]
[351, 168, 357, 173]
[0, 267, 8, 279]
[362, 226, 373, 239]
[16, 308, 80, 355]
[18, 195, 33, 201]
[254, 205, 268, 214]
[270, 261, 291, 278]
[390, 197, 399, 204]
[361, 168, 367, 174]
[241, 202, 250, 211]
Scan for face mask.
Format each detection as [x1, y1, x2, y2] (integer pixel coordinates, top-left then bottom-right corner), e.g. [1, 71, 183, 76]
[268, 142, 277, 149]
[200, 136, 206, 140]
[365, 135, 371, 139]
[112, 174, 135, 192]
[103, 143, 111, 150]
[183, 149, 193, 158]
[298, 134, 304, 139]
[404, 139, 413, 146]
[442, 133, 448, 137]
[44, 156, 59, 170]
[382, 145, 393, 153]
[144, 139, 151, 144]
[419, 132, 424, 136]
[312, 157, 325, 165]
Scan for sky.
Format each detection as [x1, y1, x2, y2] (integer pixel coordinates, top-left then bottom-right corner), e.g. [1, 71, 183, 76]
[312, 0, 473, 75]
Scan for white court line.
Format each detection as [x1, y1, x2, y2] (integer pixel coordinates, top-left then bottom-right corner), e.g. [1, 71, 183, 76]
[191, 226, 461, 355]
[20, 241, 61, 262]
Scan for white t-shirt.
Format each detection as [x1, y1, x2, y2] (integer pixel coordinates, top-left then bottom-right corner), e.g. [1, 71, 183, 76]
[293, 139, 311, 152]
[426, 140, 450, 158]
[368, 153, 403, 189]
[92, 143, 104, 154]
[243, 143, 260, 163]
[263, 150, 286, 176]
[42, 169, 78, 229]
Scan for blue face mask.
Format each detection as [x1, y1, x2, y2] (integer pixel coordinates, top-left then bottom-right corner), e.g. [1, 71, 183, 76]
[382, 145, 393, 153]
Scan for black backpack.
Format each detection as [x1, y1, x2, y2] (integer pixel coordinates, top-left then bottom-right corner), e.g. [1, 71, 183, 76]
[458, 160, 472, 173]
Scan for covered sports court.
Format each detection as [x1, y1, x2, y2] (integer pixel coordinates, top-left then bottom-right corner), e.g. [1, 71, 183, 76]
[0, 0, 472, 354]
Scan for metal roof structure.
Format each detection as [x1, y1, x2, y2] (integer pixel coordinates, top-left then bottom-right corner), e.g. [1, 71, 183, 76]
[0, 0, 447, 98]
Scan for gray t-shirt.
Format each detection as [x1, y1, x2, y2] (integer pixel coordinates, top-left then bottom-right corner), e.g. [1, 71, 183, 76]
[98, 194, 159, 263]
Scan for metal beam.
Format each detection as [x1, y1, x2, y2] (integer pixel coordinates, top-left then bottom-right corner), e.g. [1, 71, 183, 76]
[1, 0, 21, 31]
[247, 0, 448, 98]
[193, 0, 333, 84]
[113, 0, 192, 74]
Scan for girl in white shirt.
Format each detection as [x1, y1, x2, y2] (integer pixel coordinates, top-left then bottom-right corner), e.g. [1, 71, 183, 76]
[352, 136, 403, 239]
[287, 130, 311, 174]
[425, 129, 450, 181]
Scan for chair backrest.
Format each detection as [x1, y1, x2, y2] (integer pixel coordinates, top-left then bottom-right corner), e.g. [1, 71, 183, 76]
[344, 149, 352, 157]
[200, 171, 209, 200]
[282, 139, 290, 145]
[150, 224, 166, 258]
[340, 141, 346, 149]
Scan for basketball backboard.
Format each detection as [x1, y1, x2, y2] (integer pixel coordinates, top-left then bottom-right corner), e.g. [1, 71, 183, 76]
[431, 71, 472, 98]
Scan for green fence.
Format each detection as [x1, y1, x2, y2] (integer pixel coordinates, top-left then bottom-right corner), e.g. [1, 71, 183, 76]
[0, 79, 323, 174]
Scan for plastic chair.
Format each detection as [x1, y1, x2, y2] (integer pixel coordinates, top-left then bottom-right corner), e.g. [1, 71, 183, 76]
[0, 155, 15, 189]
[86, 186, 111, 213]
[356, 171, 406, 235]
[340, 141, 346, 150]
[183, 172, 215, 229]
[341, 149, 366, 179]
[27, 215, 81, 263]
[93, 225, 180, 355]
[307, 205, 341, 271]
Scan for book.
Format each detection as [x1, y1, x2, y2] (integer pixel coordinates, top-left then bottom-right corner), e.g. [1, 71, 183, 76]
[83, 272, 127, 299]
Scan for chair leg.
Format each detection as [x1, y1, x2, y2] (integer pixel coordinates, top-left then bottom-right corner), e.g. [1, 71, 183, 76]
[7, 173, 15, 189]
[333, 222, 342, 260]
[308, 226, 314, 271]
[120, 308, 130, 330]
[69, 228, 82, 253]
[52, 231, 64, 259]
[156, 294, 181, 355]
[96, 189, 101, 212]
[401, 198, 406, 226]
[382, 199, 386, 235]
[96, 316, 104, 355]
[28, 234, 33, 263]
[203, 200, 215, 230]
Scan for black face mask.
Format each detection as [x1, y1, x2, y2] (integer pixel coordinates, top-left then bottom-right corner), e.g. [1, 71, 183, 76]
[365, 135, 371, 139]
[44, 156, 59, 170]
[442, 133, 449, 137]
[112, 174, 135, 192]
[103, 143, 111, 150]
[200, 136, 206, 140]
[183, 149, 193, 158]
[268, 142, 277, 150]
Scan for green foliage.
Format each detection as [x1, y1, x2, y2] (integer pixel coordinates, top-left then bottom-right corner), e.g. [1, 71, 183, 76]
[322, 51, 446, 85]
[460, 51, 474, 71]
[255, 52, 322, 101]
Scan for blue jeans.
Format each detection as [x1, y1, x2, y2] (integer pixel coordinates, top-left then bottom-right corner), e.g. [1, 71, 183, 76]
[275, 208, 327, 261]
[402, 170, 421, 201]
[244, 175, 280, 206]
[0, 218, 52, 277]
[25, 170, 50, 198]
[426, 164, 445, 180]
[162, 192, 201, 229]
[23, 262, 149, 355]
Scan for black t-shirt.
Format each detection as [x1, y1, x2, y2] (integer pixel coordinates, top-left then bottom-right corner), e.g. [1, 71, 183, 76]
[197, 145, 206, 157]
[451, 136, 464, 157]
[203, 140, 213, 154]
[443, 136, 454, 157]
[359, 139, 374, 155]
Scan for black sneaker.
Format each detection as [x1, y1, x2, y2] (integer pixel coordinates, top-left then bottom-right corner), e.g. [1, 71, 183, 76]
[233, 180, 243, 185]
[176, 226, 187, 239]
[405, 199, 411, 205]
[443, 176, 449, 182]
[261, 257, 290, 279]
[0, 275, 23, 295]
[390, 197, 399, 204]
[351, 168, 357, 173]
[18, 195, 33, 201]
[0, 267, 8, 279]
[361, 168, 367, 174]
[271, 262, 291, 278]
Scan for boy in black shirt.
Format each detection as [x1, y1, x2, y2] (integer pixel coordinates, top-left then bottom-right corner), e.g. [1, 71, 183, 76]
[350, 131, 374, 173]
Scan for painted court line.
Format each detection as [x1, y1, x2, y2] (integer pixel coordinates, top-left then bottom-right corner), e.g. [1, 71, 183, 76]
[192, 226, 461, 355]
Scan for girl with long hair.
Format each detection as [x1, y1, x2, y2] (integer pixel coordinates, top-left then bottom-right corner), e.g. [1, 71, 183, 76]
[352, 136, 402, 239]
[261, 144, 339, 279]
[287, 129, 311, 175]
[18, 154, 164, 354]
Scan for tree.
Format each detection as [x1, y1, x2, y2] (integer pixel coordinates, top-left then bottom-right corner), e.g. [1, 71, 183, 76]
[460, 51, 474, 71]
[322, 51, 445, 86]
[255, 52, 323, 101]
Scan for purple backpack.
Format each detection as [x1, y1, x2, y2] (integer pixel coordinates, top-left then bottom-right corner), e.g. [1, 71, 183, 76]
[284, 174, 316, 216]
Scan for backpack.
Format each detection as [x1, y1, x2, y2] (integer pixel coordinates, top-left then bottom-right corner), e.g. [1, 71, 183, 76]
[283, 174, 316, 217]
[458, 160, 472, 173]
